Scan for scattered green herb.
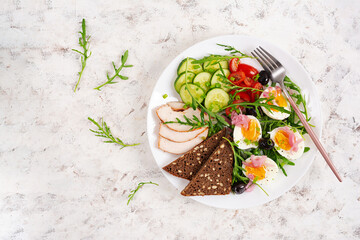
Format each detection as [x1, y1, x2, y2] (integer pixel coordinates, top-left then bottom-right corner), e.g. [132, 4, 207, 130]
[88, 117, 139, 149]
[94, 50, 133, 91]
[127, 181, 159, 205]
[72, 19, 92, 92]
[162, 94, 168, 99]
[216, 43, 253, 58]
[304, 147, 310, 153]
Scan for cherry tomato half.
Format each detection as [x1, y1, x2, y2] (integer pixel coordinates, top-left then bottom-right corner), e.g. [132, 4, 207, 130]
[229, 58, 240, 73]
[230, 90, 251, 102]
[225, 99, 246, 116]
[244, 77, 255, 87]
[228, 71, 246, 86]
[238, 64, 259, 78]
[250, 82, 263, 102]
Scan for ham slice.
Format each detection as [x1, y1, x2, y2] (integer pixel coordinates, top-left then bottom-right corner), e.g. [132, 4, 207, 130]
[158, 130, 208, 155]
[167, 101, 188, 111]
[156, 104, 209, 132]
[159, 124, 208, 143]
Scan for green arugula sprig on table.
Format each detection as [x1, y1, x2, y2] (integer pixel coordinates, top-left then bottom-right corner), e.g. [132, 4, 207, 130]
[94, 50, 133, 91]
[127, 181, 159, 205]
[72, 19, 92, 92]
[88, 117, 139, 149]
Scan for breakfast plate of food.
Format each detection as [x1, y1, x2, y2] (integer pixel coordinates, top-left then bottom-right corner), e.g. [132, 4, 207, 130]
[146, 35, 322, 209]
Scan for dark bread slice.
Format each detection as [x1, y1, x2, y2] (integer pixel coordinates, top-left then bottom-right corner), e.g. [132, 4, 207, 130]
[162, 128, 227, 180]
[181, 137, 234, 196]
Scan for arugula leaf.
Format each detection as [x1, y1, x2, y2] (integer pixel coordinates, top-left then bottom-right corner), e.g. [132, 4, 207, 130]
[72, 19, 92, 92]
[88, 117, 139, 149]
[94, 50, 133, 90]
[127, 182, 159, 205]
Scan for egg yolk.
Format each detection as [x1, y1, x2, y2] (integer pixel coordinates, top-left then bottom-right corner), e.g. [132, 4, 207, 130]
[275, 93, 287, 107]
[268, 89, 287, 112]
[241, 119, 260, 141]
[274, 130, 291, 150]
[245, 166, 266, 180]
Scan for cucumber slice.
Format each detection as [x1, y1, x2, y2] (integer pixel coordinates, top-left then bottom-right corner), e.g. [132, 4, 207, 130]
[179, 83, 205, 105]
[177, 58, 203, 75]
[174, 72, 196, 93]
[204, 88, 230, 113]
[210, 69, 231, 92]
[193, 72, 212, 93]
[203, 59, 229, 74]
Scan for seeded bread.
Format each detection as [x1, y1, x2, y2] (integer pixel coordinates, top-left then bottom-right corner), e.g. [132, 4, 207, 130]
[162, 128, 227, 180]
[181, 138, 234, 196]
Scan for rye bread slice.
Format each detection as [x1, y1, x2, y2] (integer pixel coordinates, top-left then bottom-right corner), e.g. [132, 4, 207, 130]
[162, 128, 227, 180]
[181, 138, 234, 196]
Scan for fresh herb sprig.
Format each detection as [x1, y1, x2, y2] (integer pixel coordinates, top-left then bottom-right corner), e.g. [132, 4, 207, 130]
[72, 19, 92, 92]
[164, 114, 208, 131]
[88, 117, 139, 149]
[284, 76, 311, 122]
[224, 137, 249, 184]
[94, 50, 133, 91]
[127, 181, 159, 205]
[216, 43, 253, 58]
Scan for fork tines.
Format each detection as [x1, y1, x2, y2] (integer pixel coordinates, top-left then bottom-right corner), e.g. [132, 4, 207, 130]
[251, 46, 282, 71]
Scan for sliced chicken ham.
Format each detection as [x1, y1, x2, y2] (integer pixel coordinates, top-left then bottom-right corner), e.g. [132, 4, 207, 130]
[156, 104, 209, 132]
[159, 124, 208, 143]
[167, 101, 188, 111]
[158, 130, 208, 155]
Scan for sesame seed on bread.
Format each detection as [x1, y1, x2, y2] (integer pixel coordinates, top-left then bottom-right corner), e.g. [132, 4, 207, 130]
[181, 137, 234, 196]
[162, 128, 227, 180]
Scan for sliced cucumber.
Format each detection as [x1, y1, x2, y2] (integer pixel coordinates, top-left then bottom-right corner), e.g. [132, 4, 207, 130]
[179, 83, 205, 105]
[174, 71, 196, 93]
[203, 59, 229, 74]
[193, 72, 212, 93]
[204, 88, 230, 113]
[210, 69, 231, 92]
[177, 58, 203, 75]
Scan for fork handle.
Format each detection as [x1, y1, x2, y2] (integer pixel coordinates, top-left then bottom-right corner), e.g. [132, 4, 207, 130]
[281, 84, 342, 182]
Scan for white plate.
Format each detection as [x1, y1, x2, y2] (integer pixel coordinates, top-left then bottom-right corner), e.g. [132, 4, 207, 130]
[146, 35, 322, 209]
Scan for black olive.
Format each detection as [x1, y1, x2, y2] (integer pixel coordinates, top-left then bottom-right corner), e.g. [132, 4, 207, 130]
[258, 70, 270, 86]
[232, 182, 247, 194]
[246, 107, 257, 117]
[259, 138, 275, 150]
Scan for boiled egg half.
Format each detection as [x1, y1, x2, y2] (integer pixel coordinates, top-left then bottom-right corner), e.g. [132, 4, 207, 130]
[270, 126, 305, 160]
[233, 115, 262, 149]
[242, 155, 279, 185]
[260, 86, 290, 120]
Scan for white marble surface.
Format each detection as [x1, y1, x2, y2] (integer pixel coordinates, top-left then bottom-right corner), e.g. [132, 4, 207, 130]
[0, 0, 360, 239]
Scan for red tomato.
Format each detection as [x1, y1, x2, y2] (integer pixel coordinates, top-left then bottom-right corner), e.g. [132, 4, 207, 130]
[225, 99, 245, 115]
[233, 99, 246, 112]
[229, 58, 240, 73]
[251, 92, 261, 102]
[244, 77, 255, 87]
[238, 64, 259, 78]
[231, 91, 251, 102]
[252, 82, 263, 90]
[250, 82, 263, 102]
[228, 71, 246, 86]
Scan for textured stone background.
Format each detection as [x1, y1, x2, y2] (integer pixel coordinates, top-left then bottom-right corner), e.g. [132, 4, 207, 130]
[0, 0, 359, 239]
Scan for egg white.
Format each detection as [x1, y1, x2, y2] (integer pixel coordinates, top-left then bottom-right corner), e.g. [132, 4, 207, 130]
[260, 87, 290, 120]
[233, 116, 262, 149]
[242, 156, 279, 185]
[270, 127, 305, 160]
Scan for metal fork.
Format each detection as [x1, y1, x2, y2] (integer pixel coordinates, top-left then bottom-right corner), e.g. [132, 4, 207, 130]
[252, 46, 342, 182]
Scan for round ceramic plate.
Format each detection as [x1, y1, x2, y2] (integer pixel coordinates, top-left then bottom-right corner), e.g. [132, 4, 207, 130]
[147, 35, 322, 209]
